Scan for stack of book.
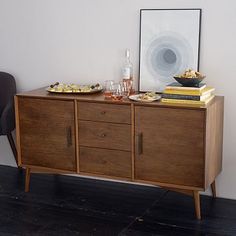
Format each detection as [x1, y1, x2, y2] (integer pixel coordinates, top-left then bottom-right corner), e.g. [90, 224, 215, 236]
[161, 82, 215, 105]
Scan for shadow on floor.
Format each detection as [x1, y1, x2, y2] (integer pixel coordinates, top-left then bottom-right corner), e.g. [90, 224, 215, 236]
[0, 165, 235, 236]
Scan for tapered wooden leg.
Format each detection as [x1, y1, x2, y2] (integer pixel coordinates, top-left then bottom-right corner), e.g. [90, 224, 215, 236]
[25, 168, 31, 192]
[211, 181, 216, 198]
[193, 191, 201, 220]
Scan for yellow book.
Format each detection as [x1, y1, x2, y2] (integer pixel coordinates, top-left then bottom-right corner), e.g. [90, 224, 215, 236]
[164, 87, 215, 96]
[161, 95, 215, 105]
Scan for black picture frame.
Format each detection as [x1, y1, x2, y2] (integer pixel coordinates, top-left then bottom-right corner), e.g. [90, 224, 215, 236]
[138, 9, 202, 93]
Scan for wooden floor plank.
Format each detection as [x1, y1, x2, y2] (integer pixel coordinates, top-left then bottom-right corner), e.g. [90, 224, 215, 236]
[0, 165, 235, 236]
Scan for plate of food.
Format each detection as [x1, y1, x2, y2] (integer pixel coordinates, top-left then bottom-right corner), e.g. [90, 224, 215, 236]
[129, 92, 161, 102]
[46, 82, 103, 94]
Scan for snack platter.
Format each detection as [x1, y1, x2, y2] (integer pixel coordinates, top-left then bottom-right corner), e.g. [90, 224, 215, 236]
[46, 82, 103, 94]
[129, 92, 161, 102]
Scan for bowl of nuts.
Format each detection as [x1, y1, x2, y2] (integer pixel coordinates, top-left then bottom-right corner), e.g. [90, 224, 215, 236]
[174, 69, 206, 87]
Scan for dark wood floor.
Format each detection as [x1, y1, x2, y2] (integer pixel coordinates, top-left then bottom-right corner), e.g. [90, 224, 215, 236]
[0, 166, 235, 236]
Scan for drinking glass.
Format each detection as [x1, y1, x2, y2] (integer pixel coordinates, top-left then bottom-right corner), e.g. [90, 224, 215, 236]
[122, 79, 133, 97]
[111, 82, 124, 101]
[104, 80, 114, 98]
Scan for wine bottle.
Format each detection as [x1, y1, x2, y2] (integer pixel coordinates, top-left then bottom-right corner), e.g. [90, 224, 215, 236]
[122, 49, 134, 96]
[122, 49, 133, 80]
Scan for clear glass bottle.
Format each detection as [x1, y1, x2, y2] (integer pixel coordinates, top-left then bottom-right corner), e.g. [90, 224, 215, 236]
[122, 49, 133, 96]
[122, 49, 133, 80]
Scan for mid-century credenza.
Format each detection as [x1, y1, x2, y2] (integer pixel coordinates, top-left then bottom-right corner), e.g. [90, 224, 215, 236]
[14, 88, 224, 220]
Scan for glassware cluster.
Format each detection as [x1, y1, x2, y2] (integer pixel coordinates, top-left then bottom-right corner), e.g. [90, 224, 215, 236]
[104, 49, 134, 101]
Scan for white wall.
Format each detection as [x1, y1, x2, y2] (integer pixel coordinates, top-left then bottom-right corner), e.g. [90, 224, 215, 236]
[0, 0, 236, 199]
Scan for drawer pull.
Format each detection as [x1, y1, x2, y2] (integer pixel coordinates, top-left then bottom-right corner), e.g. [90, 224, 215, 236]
[101, 111, 106, 115]
[100, 133, 107, 138]
[66, 126, 72, 147]
[136, 132, 143, 155]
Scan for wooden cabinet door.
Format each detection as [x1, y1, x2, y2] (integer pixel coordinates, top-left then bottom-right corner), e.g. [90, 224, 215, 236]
[18, 97, 76, 171]
[135, 106, 205, 188]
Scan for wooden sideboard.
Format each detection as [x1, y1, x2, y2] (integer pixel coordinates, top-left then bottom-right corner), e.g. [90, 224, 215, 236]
[15, 88, 224, 220]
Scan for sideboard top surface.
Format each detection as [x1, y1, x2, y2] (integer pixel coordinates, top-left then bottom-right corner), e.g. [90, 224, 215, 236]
[16, 87, 223, 110]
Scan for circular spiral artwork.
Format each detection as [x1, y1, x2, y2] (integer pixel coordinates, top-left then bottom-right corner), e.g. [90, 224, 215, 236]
[145, 32, 194, 86]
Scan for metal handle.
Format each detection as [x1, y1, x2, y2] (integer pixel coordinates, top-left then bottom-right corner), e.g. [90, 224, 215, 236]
[66, 126, 72, 147]
[100, 133, 107, 138]
[136, 132, 143, 155]
[101, 111, 106, 115]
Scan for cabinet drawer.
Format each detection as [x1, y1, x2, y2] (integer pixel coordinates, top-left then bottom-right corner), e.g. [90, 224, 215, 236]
[78, 102, 131, 124]
[80, 147, 131, 178]
[79, 120, 131, 151]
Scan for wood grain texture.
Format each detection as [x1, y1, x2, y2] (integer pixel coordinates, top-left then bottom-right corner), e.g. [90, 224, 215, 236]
[16, 87, 212, 110]
[78, 171, 132, 182]
[211, 181, 216, 198]
[193, 191, 201, 220]
[74, 100, 80, 173]
[205, 96, 224, 189]
[15, 90, 224, 220]
[164, 187, 193, 196]
[80, 147, 131, 178]
[131, 104, 135, 180]
[18, 97, 76, 171]
[78, 102, 131, 124]
[133, 179, 203, 191]
[79, 120, 131, 151]
[25, 167, 31, 192]
[135, 106, 205, 188]
[20, 164, 76, 174]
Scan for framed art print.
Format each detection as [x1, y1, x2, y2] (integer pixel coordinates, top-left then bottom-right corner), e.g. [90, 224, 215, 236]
[139, 9, 201, 92]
